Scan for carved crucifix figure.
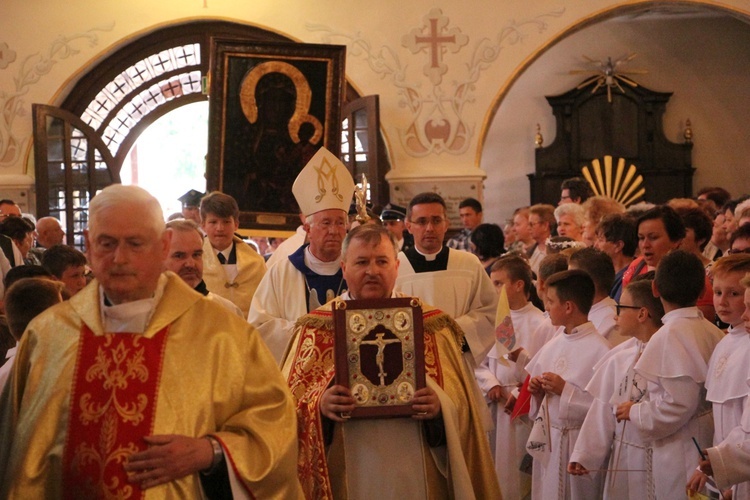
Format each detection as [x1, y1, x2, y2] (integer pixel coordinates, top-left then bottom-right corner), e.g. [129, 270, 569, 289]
[361, 333, 401, 386]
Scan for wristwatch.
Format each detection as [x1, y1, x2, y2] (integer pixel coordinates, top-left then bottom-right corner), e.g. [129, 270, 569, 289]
[202, 435, 225, 475]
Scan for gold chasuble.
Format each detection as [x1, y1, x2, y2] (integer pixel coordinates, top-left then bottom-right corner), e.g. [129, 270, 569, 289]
[0, 272, 302, 499]
[286, 303, 501, 499]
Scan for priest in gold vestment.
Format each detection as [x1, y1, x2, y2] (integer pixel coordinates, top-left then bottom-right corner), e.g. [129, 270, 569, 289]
[283, 224, 501, 499]
[0, 185, 302, 499]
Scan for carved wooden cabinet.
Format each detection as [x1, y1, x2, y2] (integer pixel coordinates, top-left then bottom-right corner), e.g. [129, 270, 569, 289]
[530, 82, 693, 205]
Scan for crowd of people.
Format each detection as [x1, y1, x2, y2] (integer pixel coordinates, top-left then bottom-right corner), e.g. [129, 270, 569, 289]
[0, 152, 749, 499]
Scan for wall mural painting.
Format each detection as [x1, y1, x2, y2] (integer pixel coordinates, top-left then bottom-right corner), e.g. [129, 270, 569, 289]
[0, 24, 114, 168]
[309, 8, 564, 157]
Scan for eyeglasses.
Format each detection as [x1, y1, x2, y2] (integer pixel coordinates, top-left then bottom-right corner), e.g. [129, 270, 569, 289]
[616, 303, 641, 315]
[410, 217, 446, 227]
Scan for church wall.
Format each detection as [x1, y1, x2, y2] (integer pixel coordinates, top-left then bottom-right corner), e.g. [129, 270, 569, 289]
[482, 13, 750, 224]
[0, 0, 748, 224]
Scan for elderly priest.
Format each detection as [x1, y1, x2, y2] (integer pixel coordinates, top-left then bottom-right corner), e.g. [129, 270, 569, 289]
[0, 185, 302, 499]
[283, 224, 501, 499]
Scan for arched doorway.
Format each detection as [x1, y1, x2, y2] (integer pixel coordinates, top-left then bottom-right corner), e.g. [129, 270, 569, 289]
[479, 3, 750, 223]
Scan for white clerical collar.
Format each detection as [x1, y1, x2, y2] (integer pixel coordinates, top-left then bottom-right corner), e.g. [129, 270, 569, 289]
[304, 246, 341, 275]
[99, 274, 167, 333]
[414, 246, 440, 261]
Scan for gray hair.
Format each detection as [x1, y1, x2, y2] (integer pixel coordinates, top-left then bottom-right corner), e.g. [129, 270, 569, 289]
[342, 224, 398, 260]
[554, 202, 585, 227]
[166, 218, 203, 239]
[89, 184, 164, 235]
[305, 209, 347, 226]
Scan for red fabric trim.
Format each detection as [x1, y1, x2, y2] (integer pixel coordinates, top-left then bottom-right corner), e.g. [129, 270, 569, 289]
[62, 325, 169, 500]
[287, 320, 336, 500]
[213, 434, 256, 500]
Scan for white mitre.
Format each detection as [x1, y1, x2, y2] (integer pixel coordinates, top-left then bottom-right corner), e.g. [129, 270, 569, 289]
[292, 147, 355, 217]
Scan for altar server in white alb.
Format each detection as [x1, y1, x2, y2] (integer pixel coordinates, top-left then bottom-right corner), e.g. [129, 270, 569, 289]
[526, 269, 611, 500]
[568, 247, 628, 347]
[687, 253, 750, 499]
[615, 250, 723, 499]
[474, 254, 545, 500]
[396, 192, 497, 368]
[568, 278, 664, 499]
[248, 147, 355, 364]
[689, 272, 750, 495]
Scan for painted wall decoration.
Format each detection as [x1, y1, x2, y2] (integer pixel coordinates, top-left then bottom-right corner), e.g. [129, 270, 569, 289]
[310, 8, 563, 157]
[0, 24, 114, 168]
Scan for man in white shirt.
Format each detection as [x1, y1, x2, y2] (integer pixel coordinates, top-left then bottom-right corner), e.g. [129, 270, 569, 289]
[396, 192, 497, 368]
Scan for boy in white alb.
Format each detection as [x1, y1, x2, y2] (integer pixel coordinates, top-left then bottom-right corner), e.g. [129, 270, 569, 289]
[568, 278, 665, 498]
[616, 250, 723, 499]
[510, 253, 568, 374]
[692, 275, 750, 494]
[569, 247, 628, 347]
[526, 269, 611, 499]
[687, 254, 750, 499]
[475, 255, 545, 499]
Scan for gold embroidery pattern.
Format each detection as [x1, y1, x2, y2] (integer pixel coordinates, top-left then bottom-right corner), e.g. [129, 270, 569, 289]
[72, 408, 139, 500]
[313, 160, 343, 203]
[64, 327, 168, 500]
[288, 319, 336, 499]
[80, 335, 149, 426]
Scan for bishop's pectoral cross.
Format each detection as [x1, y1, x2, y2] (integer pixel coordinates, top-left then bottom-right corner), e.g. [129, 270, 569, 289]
[361, 333, 401, 386]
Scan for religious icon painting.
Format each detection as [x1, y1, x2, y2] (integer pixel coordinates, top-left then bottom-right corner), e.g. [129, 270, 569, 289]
[333, 297, 426, 418]
[207, 38, 346, 230]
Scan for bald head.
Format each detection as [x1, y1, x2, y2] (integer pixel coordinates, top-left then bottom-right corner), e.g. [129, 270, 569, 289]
[36, 217, 65, 248]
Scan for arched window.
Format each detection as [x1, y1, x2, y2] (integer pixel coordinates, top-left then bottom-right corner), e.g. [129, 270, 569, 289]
[34, 20, 386, 247]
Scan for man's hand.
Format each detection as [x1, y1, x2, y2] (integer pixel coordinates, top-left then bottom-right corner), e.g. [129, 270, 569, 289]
[528, 375, 544, 394]
[567, 461, 589, 476]
[125, 434, 213, 489]
[616, 401, 634, 422]
[698, 457, 713, 477]
[504, 393, 517, 414]
[686, 468, 708, 496]
[411, 387, 441, 420]
[507, 347, 524, 363]
[320, 385, 356, 422]
[487, 385, 504, 402]
[541, 372, 565, 396]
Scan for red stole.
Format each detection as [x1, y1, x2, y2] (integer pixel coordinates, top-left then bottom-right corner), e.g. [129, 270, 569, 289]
[288, 308, 443, 499]
[62, 325, 168, 500]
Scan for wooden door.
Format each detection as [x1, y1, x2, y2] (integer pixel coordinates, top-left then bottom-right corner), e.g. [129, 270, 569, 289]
[33, 104, 119, 250]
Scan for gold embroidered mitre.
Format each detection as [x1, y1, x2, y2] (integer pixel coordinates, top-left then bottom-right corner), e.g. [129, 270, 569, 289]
[292, 147, 355, 217]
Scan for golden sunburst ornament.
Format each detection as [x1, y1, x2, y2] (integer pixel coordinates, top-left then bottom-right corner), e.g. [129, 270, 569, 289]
[570, 54, 648, 103]
[581, 156, 645, 207]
